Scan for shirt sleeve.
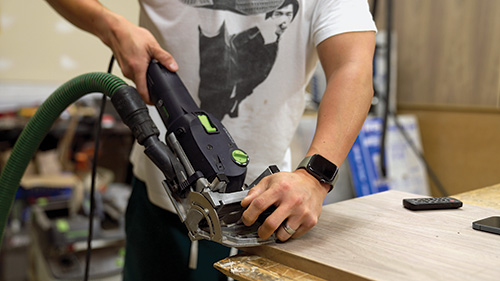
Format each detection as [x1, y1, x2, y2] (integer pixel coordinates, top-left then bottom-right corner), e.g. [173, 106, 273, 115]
[312, 0, 377, 46]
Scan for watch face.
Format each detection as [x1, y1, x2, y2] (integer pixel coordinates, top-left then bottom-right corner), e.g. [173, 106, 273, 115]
[307, 154, 337, 182]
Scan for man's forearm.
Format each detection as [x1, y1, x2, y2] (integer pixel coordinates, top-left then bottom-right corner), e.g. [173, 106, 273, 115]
[46, 0, 121, 46]
[309, 62, 373, 165]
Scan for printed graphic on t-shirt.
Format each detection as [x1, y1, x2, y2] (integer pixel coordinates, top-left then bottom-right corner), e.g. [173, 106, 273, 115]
[179, 0, 300, 120]
[180, 0, 287, 15]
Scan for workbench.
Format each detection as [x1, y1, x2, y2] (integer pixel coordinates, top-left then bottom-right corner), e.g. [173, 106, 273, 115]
[215, 186, 500, 281]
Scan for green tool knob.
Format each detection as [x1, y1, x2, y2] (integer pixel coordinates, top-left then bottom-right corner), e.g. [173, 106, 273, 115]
[232, 149, 249, 166]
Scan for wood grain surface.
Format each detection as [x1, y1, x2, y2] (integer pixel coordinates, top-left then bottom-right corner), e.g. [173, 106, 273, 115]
[215, 254, 326, 281]
[393, 0, 500, 108]
[453, 183, 500, 210]
[238, 190, 500, 281]
[397, 109, 500, 196]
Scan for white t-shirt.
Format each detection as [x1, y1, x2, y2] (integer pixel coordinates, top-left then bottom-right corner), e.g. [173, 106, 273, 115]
[130, 0, 377, 211]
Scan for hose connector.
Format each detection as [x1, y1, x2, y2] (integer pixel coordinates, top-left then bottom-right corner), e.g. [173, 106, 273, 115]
[111, 86, 160, 145]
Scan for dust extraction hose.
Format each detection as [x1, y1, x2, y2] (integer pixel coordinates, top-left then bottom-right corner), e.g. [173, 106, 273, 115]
[0, 73, 129, 245]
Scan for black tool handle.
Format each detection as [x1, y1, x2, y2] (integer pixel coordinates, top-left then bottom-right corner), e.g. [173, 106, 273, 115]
[146, 60, 248, 193]
[146, 60, 199, 128]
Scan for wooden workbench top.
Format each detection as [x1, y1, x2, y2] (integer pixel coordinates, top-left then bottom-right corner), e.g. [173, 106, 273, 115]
[219, 190, 499, 281]
[453, 183, 500, 210]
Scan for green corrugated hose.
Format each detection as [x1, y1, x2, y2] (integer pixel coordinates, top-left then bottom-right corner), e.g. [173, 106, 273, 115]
[0, 72, 128, 245]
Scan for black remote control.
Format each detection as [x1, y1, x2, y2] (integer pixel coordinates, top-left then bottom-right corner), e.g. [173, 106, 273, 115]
[403, 197, 463, 210]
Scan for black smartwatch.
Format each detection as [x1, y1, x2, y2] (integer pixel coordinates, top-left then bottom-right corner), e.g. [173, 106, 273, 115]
[296, 154, 339, 192]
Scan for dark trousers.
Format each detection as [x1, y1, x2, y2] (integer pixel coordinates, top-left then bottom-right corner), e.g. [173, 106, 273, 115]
[123, 177, 230, 281]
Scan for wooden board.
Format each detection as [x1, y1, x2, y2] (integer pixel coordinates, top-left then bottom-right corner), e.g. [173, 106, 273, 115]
[215, 254, 326, 281]
[239, 190, 500, 281]
[398, 109, 500, 196]
[393, 0, 500, 108]
[453, 184, 500, 210]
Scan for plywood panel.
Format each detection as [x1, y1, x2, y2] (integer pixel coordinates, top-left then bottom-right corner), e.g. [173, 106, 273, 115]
[390, 0, 500, 108]
[454, 184, 500, 210]
[241, 190, 500, 281]
[215, 254, 326, 281]
[399, 108, 500, 196]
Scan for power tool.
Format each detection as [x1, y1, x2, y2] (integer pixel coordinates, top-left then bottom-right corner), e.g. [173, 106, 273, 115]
[112, 60, 278, 247]
[0, 60, 278, 248]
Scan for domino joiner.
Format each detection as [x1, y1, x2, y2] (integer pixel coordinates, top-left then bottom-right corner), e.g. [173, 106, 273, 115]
[113, 60, 278, 247]
[0, 60, 277, 248]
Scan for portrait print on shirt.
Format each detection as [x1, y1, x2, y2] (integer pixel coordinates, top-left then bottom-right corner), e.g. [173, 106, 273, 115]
[179, 0, 300, 120]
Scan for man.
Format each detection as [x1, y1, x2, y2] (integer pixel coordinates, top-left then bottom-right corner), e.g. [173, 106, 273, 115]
[46, 0, 376, 280]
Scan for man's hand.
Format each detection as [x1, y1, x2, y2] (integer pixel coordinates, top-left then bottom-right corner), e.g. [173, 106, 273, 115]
[241, 169, 329, 241]
[101, 16, 178, 104]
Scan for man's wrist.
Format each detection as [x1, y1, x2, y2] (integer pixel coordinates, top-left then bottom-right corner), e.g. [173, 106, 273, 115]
[294, 169, 332, 194]
[96, 8, 124, 46]
[296, 154, 338, 192]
